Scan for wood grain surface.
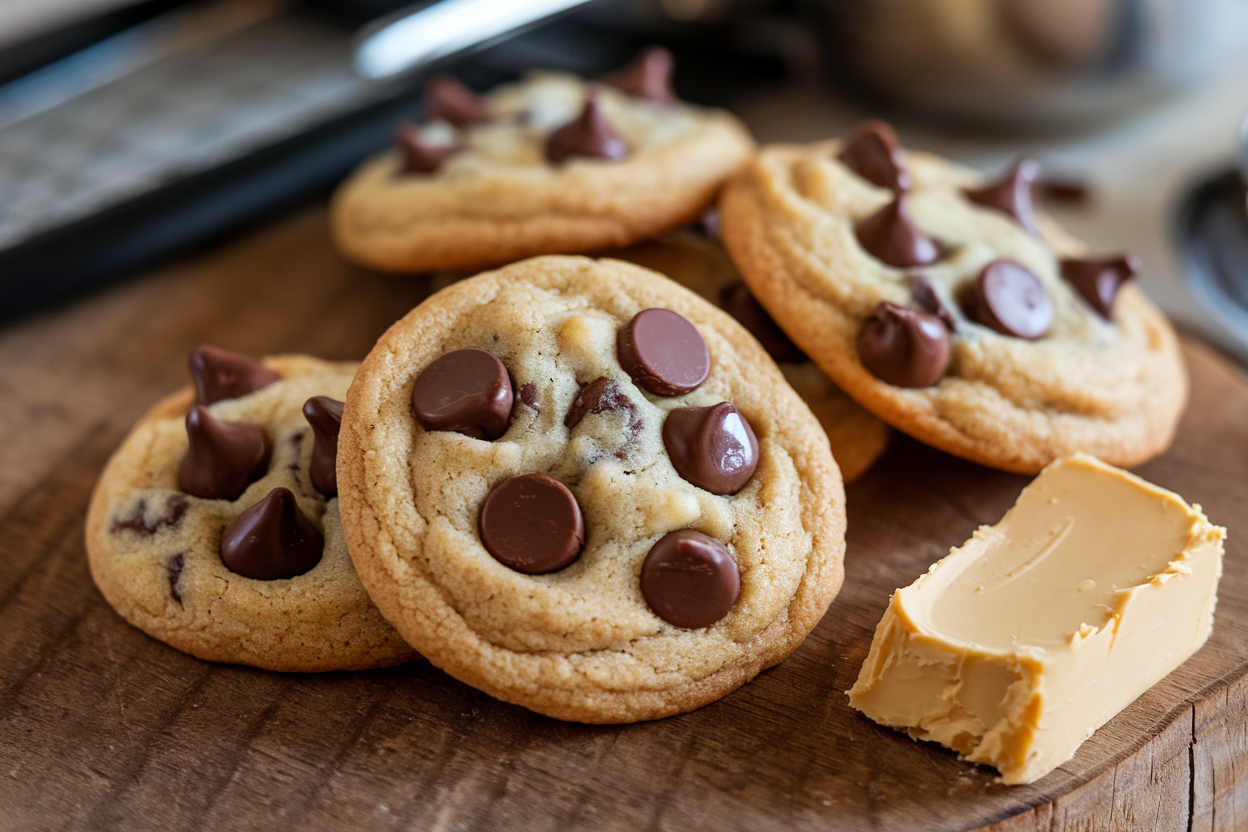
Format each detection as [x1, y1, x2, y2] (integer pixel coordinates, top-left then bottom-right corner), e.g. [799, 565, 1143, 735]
[1, 206, 1246, 832]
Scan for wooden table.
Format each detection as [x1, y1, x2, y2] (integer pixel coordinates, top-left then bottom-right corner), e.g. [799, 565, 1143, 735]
[2, 205, 1246, 831]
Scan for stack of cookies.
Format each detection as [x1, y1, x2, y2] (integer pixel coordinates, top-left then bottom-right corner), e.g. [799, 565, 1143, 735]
[86, 48, 1187, 727]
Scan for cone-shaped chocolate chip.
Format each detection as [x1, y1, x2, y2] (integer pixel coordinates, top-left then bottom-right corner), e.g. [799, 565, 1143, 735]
[545, 93, 628, 164]
[478, 474, 585, 574]
[719, 283, 807, 364]
[617, 308, 710, 395]
[641, 529, 740, 629]
[178, 406, 271, 500]
[858, 302, 951, 388]
[855, 194, 939, 268]
[965, 159, 1041, 235]
[605, 46, 676, 104]
[189, 345, 279, 406]
[910, 274, 957, 332]
[1060, 255, 1139, 320]
[412, 349, 513, 439]
[838, 120, 911, 192]
[423, 75, 491, 126]
[663, 403, 759, 495]
[960, 259, 1053, 340]
[396, 122, 460, 174]
[303, 396, 343, 496]
[220, 487, 323, 580]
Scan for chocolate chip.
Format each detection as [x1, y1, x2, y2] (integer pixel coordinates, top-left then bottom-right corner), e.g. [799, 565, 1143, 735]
[910, 274, 957, 332]
[411, 349, 514, 440]
[565, 376, 637, 429]
[477, 474, 585, 574]
[838, 120, 912, 192]
[719, 283, 807, 364]
[1040, 176, 1091, 204]
[189, 345, 279, 406]
[689, 206, 721, 240]
[1060, 255, 1139, 320]
[855, 194, 939, 268]
[167, 553, 185, 606]
[303, 396, 343, 497]
[858, 302, 951, 388]
[545, 92, 628, 164]
[177, 406, 271, 500]
[965, 159, 1041, 235]
[518, 382, 539, 411]
[396, 122, 460, 175]
[111, 494, 189, 536]
[423, 75, 490, 126]
[604, 46, 676, 104]
[219, 487, 323, 580]
[960, 259, 1053, 340]
[663, 403, 759, 495]
[617, 308, 710, 396]
[640, 529, 740, 629]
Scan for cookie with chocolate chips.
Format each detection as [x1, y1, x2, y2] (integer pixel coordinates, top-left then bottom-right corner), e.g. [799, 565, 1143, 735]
[338, 256, 845, 723]
[720, 126, 1186, 473]
[85, 348, 418, 672]
[330, 48, 754, 274]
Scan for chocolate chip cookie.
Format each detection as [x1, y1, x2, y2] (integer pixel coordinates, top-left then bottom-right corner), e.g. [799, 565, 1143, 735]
[338, 255, 845, 723]
[86, 347, 418, 672]
[720, 123, 1186, 473]
[331, 48, 754, 274]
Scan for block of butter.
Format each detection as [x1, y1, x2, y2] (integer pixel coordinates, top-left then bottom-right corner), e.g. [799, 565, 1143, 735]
[847, 453, 1225, 784]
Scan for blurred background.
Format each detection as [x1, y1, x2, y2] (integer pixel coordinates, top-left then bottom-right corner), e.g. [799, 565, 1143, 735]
[1, 0, 1246, 360]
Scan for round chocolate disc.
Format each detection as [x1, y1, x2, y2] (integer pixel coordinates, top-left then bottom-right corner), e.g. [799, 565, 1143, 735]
[478, 474, 585, 574]
[616, 308, 710, 396]
[178, 405, 271, 500]
[960, 259, 1053, 340]
[219, 487, 324, 580]
[662, 402, 759, 495]
[857, 302, 951, 388]
[411, 348, 514, 439]
[303, 396, 343, 496]
[640, 529, 740, 629]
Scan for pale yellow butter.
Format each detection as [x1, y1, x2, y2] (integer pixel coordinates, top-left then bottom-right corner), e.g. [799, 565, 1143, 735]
[846, 453, 1225, 784]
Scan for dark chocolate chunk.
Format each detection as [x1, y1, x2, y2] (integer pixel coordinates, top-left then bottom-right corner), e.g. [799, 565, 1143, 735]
[189, 345, 279, 406]
[617, 308, 710, 396]
[960, 259, 1053, 340]
[855, 194, 939, 268]
[604, 46, 676, 104]
[640, 529, 740, 629]
[838, 120, 912, 192]
[167, 553, 185, 606]
[411, 349, 514, 440]
[219, 487, 323, 580]
[857, 302, 951, 388]
[477, 474, 585, 574]
[1060, 255, 1139, 320]
[423, 75, 491, 126]
[910, 274, 957, 332]
[396, 122, 460, 175]
[178, 406, 271, 500]
[545, 93, 628, 164]
[965, 159, 1041, 235]
[303, 396, 343, 497]
[111, 494, 189, 536]
[663, 403, 759, 495]
[719, 283, 807, 364]
[519, 382, 539, 411]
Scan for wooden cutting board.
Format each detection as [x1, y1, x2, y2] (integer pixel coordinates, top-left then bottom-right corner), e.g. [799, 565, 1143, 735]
[1, 206, 1245, 832]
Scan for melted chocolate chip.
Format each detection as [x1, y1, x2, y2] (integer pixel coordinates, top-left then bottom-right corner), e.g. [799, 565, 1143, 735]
[565, 377, 644, 459]
[411, 349, 514, 439]
[518, 383, 539, 411]
[617, 308, 710, 396]
[303, 396, 343, 497]
[1060, 255, 1139, 320]
[838, 120, 912, 192]
[178, 406, 271, 500]
[960, 259, 1053, 340]
[219, 487, 323, 580]
[423, 75, 491, 126]
[111, 494, 190, 536]
[640, 529, 740, 629]
[167, 553, 185, 605]
[478, 474, 585, 574]
[857, 302, 951, 388]
[965, 159, 1041, 235]
[604, 46, 676, 104]
[910, 274, 957, 332]
[545, 93, 628, 164]
[189, 345, 279, 406]
[396, 122, 460, 175]
[855, 194, 939, 268]
[663, 403, 759, 495]
[719, 283, 807, 364]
